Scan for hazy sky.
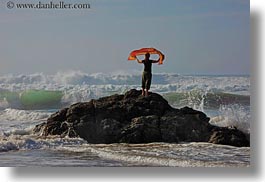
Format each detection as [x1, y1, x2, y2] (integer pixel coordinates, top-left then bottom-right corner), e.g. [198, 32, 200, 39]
[0, 0, 249, 75]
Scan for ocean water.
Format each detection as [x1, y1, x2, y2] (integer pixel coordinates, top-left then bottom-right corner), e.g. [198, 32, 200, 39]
[0, 72, 250, 167]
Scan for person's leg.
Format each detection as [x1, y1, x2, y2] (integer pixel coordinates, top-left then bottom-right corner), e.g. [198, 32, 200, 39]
[141, 72, 146, 96]
[145, 89, 149, 96]
[145, 73, 152, 96]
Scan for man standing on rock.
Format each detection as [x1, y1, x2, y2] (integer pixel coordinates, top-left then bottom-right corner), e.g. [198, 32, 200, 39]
[136, 53, 159, 96]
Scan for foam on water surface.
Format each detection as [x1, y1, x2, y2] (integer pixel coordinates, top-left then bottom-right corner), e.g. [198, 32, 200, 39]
[0, 135, 250, 167]
[0, 72, 251, 167]
[0, 128, 250, 167]
[0, 109, 50, 122]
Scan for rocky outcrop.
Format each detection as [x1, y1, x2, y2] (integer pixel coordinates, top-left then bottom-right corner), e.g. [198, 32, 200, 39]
[33, 89, 250, 147]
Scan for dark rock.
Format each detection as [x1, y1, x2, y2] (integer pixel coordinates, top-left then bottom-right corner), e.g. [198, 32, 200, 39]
[33, 89, 250, 147]
[160, 112, 211, 143]
[208, 126, 250, 147]
[120, 115, 162, 143]
[33, 122, 46, 134]
[47, 108, 68, 123]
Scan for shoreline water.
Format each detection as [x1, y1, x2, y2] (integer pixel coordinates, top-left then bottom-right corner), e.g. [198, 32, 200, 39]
[0, 73, 250, 167]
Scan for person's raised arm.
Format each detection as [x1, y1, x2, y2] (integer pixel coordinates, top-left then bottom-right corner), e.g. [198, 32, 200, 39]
[152, 58, 160, 63]
[136, 56, 143, 64]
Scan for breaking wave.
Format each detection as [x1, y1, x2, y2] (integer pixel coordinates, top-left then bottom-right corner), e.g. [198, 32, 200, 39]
[0, 71, 250, 110]
[0, 134, 86, 152]
[163, 91, 250, 109]
[0, 89, 250, 111]
[209, 104, 251, 134]
[0, 90, 63, 110]
[0, 71, 250, 91]
[0, 109, 51, 122]
[0, 71, 250, 134]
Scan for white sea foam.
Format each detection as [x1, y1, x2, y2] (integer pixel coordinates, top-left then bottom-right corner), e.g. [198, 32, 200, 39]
[0, 71, 250, 109]
[0, 133, 86, 152]
[209, 104, 251, 134]
[0, 109, 50, 122]
[0, 137, 250, 166]
[57, 142, 250, 167]
[0, 71, 250, 92]
[0, 118, 250, 167]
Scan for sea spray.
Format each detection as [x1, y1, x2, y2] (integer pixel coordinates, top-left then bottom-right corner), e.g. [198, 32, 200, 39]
[163, 90, 250, 134]
[210, 104, 250, 134]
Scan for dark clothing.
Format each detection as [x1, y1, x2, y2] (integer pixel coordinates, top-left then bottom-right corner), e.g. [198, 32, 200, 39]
[142, 59, 153, 90]
[143, 59, 152, 72]
[142, 71, 152, 90]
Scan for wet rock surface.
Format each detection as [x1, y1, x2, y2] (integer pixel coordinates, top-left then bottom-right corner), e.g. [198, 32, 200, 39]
[33, 89, 249, 147]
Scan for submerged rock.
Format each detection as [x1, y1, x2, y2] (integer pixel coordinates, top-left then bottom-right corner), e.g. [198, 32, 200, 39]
[33, 89, 250, 147]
